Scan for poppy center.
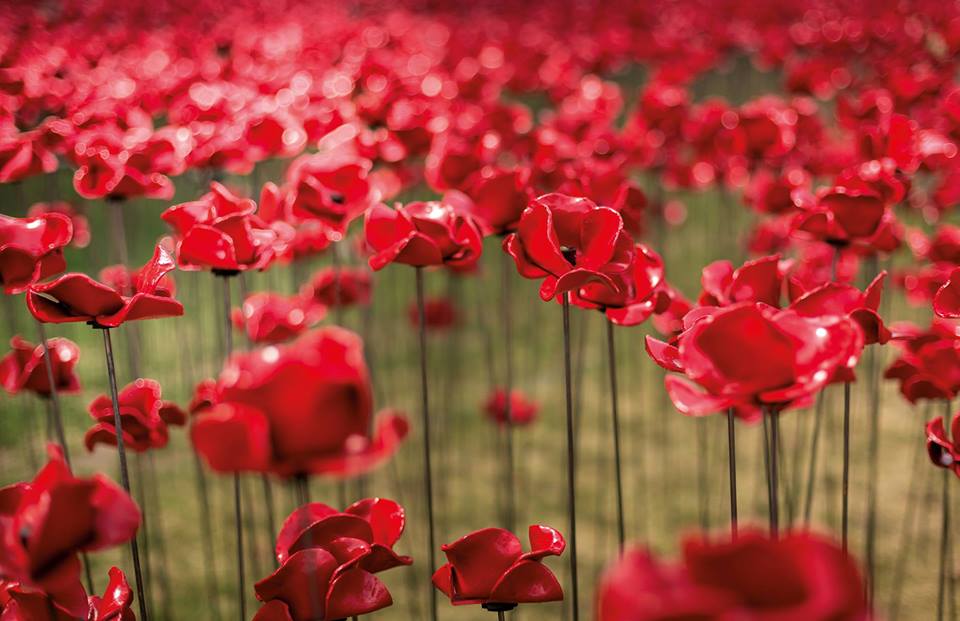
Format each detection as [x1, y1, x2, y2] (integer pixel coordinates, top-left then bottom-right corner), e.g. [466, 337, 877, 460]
[560, 246, 577, 266]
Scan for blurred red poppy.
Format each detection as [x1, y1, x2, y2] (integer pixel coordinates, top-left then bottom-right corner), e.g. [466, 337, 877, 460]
[364, 201, 484, 271]
[933, 267, 960, 318]
[232, 292, 324, 344]
[698, 255, 785, 308]
[191, 327, 408, 477]
[789, 272, 891, 345]
[287, 151, 377, 234]
[597, 531, 868, 620]
[85, 378, 186, 453]
[26, 245, 183, 327]
[926, 413, 960, 477]
[0, 446, 139, 618]
[253, 498, 411, 621]
[504, 194, 634, 302]
[0, 213, 73, 294]
[303, 268, 372, 308]
[885, 321, 960, 403]
[407, 297, 458, 331]
[26, 203, 90, 249]
[433, 525, 565, 607]
[483, 389, 539, 427]
[792, 186, 900, 252]
[0, 336, 80, 398]
[1, 567, 135, 621]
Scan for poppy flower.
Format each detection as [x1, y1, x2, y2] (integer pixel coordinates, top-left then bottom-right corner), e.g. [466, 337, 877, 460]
[364, 201, 484, 272]
[933, 268, 960, 318]
[926, 413, 960, 477]
[433, 525, 565, 608]
[0, 336, 81, 398]
[26, 245, 183, 328]
[791, 186, 899, 251]
[1, 567, 135, 621]
[573, 243, 671, 326]
[0, 446, 140, 618]
[191, 327, 409, 478]
[483, 389, 539, 427]
[85, 378, 187, 453]
[26, 203, 90, 249]
[596, 531, 868, 620]
[232, 292, 325, 344]
[885, 322, 960, 403]
[253, 498, 411, 621]
[286, 151, 377, 234]
[0, 213, 73, 294]
[407, 297, 458, 331]
[162, 182, 292, 274]
[504, 194, 634, 302]
[698, 255, 785, 308]
[461, 167, 533, 235]
[0, 132, 58, 184]
[72, 147, 174, 202]
[789, 272, 891, 345]
[303, 268, 372, 308]
[646, 303, 863, 419]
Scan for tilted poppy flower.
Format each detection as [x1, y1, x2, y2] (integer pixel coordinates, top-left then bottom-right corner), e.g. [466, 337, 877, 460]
[0, 213, 73, 294]
[596, 531, 868, 621]
[26, 245, 183, 328]
[0, 336, 81, 398]
[303, 268, 372, 308]
[573, 243, 670, 326]
[0, 132, 58, 184]
[933, 267, 960, 318]
[407, 297, 458, 331]
[483, 389, 539, 427]
[789, 272, 891, 345]
[926, 413, 960, 477]
[287, 151, 377, 234]
[253, 498, 411, 621]
[433, 525, 565, 608]
[698, 255, 785, 308]
[162, 182, 292, 274]
[191, 328, 409, 477]
[26, 203, 90, 249]
[504, 194, 634, 302]
[0, 446, 140, 617]
[1, 567, 135, 621]
[72, 147, 174, 202]
[364, 201, 484, 272]
[885, 322, 960, 403]
[85, 378, 186, 453]
[792, 186, 900, 252]
[232, 292, 325, 344]
[461, 167, 533, 235]
[646, 303, 863, 419]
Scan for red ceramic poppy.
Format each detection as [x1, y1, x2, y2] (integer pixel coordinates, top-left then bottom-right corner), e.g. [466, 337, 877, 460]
[407, 297, 458, 331]
[162, 182, 292, 274]
[0, 336, 80, 398]
[0, 132, 58, 184]
[85, 378, 186, 453]
[597, 531, 868, 620]
[26, 203, 90, 249]
[789, 272, 891, 345]
[253, 498, 411, 621]
[286, 151, 377, 234]
[191, 327, 409, 477]
[926, 413, 960, 477]
[573, 243, 671, 326]
[504, 194, 634, 302]
[646, 303, 863, 419]
[433, 525, 565, 608]
[72, 147, 174, 201]
[302, 268, 372, 308]
[460, 167, 533, 235]
[0, 446, 140, 618]
[483, 389, 539, 427]
[1, 567, 135, 621]
[791, 186, 900, 252]
[885, 322, 960, 403]
[0, 213, 73, 294]
[698, 255, 785, 308]
[933, 267, 960, 318]
[364, 201, 484, 271]
[26, 245, 183, 328]
[232, 292, 325, 344]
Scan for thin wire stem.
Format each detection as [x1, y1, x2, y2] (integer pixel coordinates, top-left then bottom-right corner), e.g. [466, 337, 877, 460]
[102, 328, 149, 621]
[842, 381, 851, 554]
[605, 319, 625, 550]
[727, 408, 738, 539]
[415, 267, 438, 621]
[561, 294, 580, 621]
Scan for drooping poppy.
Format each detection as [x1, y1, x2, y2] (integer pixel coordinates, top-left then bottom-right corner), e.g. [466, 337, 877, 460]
[85, 378, 186, 453]
[0, 336, 81, 398]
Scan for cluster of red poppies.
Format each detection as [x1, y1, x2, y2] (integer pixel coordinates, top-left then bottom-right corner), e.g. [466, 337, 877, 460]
[2, 0, 960, 618]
